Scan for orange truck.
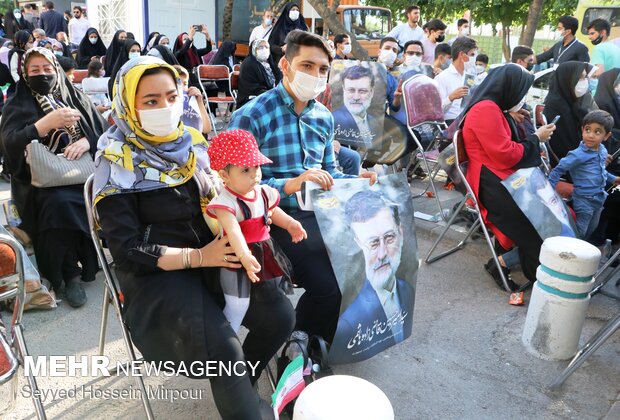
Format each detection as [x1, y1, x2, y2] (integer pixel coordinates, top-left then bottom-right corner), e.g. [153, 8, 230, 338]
[217, 0, 391, 58]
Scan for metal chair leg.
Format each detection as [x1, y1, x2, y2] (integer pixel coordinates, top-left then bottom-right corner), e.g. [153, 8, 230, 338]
[477, 213, 512, 292]
[13, 325, 47, 420]
[549, 311, 620, 390]
[98, 287, 109, 357]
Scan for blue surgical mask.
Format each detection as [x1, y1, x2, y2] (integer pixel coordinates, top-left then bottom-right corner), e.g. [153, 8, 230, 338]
[264, 18, 272, 26]
[588, 78, 598, 93]
[54, 50, 63, 57]
[128, 51, 140, 59]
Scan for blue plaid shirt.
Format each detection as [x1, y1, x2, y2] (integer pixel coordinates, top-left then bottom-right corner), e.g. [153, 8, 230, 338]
[228, 82, 355, 211]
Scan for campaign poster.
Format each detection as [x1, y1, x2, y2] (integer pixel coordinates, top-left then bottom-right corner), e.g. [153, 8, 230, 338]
[311, 172, 418, 364]
[329, 60, 387, 149]
[501, 167, 578, 240]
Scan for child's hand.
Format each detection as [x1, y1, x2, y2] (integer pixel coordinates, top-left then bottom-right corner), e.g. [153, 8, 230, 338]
[241, 253, 261, 283]
[613, 177, 620, 187]
[287, 220, 307, 243]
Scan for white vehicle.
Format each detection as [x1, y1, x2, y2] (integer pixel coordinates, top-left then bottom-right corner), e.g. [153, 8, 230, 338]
[525, 67, 555, 112]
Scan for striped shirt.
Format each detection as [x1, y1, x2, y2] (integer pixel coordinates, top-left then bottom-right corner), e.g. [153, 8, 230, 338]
[228, 82, 355, 211]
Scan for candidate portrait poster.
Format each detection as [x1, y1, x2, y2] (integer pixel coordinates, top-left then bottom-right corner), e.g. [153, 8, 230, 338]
[329, 60, 387, 149]
[501, 167, 578, 240]
[311, 172, 418, 364]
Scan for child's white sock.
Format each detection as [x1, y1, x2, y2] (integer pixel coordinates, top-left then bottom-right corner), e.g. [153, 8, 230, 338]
[223, 295, 250, 333]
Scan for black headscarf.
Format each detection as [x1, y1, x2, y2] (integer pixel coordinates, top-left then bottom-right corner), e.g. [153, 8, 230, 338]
[594, 68, 620, 130]
[460, 64, 534, 141]
[104, 29, 127, 74]
[544, 61, 596, 161]
[107, 40, 141, 96]
[211, 41, 237, 70]
[4, 9, 32, 39]
[76, 28, 106, 69]
[152, 34, 170, 49]
[142, 31, 159, 54]
[147, 44, 180, 66]
[7, 30, 32, 86]
[268, 3, 308, 47]
[0, 48, 107, 232]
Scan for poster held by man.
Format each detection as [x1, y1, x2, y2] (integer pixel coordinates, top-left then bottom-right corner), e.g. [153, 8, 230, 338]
[330, 60, 387, 149]
[311, 173, 418, 364]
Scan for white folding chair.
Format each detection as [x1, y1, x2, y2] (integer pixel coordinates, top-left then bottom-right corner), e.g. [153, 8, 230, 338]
[402, 74, 448, 214]
[83, 175, 154, 420]
[0, 233, 46, 419]
[424, 130, 513, 292]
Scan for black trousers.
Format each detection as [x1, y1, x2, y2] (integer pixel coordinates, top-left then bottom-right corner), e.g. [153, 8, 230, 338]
[118, 268, 294, 419]
[270, 211, 342, 342]
[478, 166, 543, 282]
[33, 228, 98, 290]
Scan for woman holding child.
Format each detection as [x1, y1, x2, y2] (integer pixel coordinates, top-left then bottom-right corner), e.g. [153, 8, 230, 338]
[94, 56, 293, 419]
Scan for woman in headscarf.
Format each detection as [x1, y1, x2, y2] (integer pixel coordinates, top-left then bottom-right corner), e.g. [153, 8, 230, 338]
[268, 3, 308, 65]
[107, 39, 142, 96]
[8, 30, 33, 95]
[0, 47, 107, 307]
[543, 61, 597, 164]
[152, 33, 171, 50]
[594, 69, 620, 133]
[211, 41, 238, 70]
[93, 56, 293, 418]
[76, 28, 106, 69]
[103, 29, 127, 75]
[4, 8, 32, 40]
[146, 44, 179, 66]
[173, 25, 212, 87]
[50, 38, 70, 58]
[141, 31, 159, 55]
[0, 40, 13, 67]
[237, 39, 281, 108]
[460, 64, 556, 289]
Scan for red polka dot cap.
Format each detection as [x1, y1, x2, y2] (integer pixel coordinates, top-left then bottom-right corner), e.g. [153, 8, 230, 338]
[208, 129, 273, 171]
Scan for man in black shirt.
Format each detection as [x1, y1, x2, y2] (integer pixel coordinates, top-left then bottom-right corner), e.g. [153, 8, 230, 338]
[534, 16, 589, 66]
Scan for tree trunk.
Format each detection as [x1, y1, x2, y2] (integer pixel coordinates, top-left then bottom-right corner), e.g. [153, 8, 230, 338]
[501, 22, 511, 62]
[222, 0, 234, 40]
[520, 0, 544, 46]
[305, 0, 369, 60]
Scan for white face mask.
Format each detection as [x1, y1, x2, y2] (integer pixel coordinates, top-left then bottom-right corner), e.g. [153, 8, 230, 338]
[574, 79, 589, 98]
[342, 44, 352, 55]
[405, 54, 422, 68]
[459, 27, 469, 36]
[379, 49, 397, 67]
[475, 64, 485, 75]
[555, 29, 565, 41]
[508, 96, 526, 113]
[14, 12, 21, 20]
[287, 67, 327, 102]
[139, 99, 184, 137]
[89, 37, 98, 44]
[289, 10, 299, 21]
[128, 51, 140, 59]
[256, 48, 269, 61]
[463, 53, 477, 73]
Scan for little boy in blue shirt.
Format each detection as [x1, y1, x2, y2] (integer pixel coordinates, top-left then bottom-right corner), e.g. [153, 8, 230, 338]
[549, 110, 620, 239]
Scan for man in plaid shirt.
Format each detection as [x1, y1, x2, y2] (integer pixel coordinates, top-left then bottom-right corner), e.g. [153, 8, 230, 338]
[228, 30, 376, 343]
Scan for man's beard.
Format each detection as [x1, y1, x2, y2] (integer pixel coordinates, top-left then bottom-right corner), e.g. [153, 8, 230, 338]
[345, 97, 372, 118]
[366, 246, 402, 291]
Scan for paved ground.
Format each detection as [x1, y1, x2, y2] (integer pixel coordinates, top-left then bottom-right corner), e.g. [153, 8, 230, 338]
[2, 177, 619, 420]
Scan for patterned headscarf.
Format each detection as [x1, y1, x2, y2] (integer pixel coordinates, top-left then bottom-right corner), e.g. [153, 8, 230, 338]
[93, 56, 219, 232]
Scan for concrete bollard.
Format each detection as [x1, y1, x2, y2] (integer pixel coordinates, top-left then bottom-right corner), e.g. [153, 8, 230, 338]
[293, 375, 394, 420]
[522, 236, 600, 361]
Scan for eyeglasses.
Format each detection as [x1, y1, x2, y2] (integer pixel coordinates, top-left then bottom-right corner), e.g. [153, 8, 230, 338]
[361, 231, 398, 253]
[405, 51, 423, 56]
[344, 88, 371, 96]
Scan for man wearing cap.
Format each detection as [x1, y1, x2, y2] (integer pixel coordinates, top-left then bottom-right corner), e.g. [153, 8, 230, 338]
[228, 30, 377, 343]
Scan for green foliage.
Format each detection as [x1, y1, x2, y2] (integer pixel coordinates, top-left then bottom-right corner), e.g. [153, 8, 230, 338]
[366, 0, 578, 30]
[0, 0, 15, 13]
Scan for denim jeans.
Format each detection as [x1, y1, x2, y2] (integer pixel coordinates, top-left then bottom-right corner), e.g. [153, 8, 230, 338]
[572, 194, 605, 239]
[336, 147, 361, 176]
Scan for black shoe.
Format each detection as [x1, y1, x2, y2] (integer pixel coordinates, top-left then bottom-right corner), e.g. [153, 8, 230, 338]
[484, 258, 519, 292]
[64, 278, 87, 307]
